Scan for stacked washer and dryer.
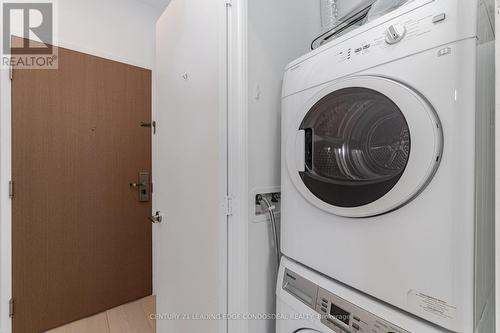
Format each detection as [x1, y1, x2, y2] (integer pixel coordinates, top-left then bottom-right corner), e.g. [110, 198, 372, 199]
[278, 0, 495, 333]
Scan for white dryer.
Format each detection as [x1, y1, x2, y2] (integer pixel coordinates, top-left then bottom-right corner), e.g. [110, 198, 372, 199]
[281, 0, 495, 332]
[277, 256, 447, 333]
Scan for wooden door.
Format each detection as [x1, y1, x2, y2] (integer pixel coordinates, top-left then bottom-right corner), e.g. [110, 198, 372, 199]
[12, 44, 153, 333]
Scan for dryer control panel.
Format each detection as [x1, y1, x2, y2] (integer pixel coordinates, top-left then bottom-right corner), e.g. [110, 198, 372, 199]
[283, 269, 411, 333]
[282, 0, 478, 98]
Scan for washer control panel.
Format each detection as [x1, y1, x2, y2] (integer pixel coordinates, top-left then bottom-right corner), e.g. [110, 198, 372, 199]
[315, 287, 410, 333]
[282, 269, 411, 333]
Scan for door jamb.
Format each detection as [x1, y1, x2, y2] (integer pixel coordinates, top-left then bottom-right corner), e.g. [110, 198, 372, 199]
[219, 0, 231, 332]
[495, 1, 499, 330]
[0, 52, 13, 333]
[226, 1, 250, 333]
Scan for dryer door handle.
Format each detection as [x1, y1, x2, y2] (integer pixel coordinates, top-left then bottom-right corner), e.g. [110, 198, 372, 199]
[295, 129, 306, 173]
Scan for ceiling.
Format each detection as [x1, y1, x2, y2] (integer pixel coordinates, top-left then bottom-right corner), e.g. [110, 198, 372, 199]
[136, 0, 171, 11]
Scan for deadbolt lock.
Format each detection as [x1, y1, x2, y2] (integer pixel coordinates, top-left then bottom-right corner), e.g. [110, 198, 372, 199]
[130, 172, 150, 202]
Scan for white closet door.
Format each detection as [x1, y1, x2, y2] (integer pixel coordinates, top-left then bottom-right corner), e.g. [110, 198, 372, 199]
[154, 1, 227, 332]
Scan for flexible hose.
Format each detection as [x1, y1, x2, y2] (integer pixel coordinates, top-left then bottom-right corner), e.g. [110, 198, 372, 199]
[259, 196, 281, 266]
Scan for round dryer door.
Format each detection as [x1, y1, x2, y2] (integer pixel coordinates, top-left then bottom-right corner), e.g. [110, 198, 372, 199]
[286, 76, 442, 218]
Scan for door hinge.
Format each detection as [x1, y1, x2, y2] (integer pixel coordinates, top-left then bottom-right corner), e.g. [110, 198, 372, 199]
[149, 211, 163, 224]
[9, 299, 14, 318]
[9, 63, 13, 81]
[225, 196, 234, 216]
[8, 181, 14, 199]
[225, 0, 232, 7]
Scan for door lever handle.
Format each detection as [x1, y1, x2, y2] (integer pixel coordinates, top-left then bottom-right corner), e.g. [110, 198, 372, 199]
[149, 211, 163, 224]
[141, 121, 156, 134]
[130, 182, 145, 188]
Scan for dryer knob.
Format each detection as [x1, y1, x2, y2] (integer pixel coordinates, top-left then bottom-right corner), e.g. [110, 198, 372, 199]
[385, 24, 407, 44]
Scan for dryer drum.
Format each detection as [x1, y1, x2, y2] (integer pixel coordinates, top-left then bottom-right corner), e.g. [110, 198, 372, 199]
[300, 87, 411, 207]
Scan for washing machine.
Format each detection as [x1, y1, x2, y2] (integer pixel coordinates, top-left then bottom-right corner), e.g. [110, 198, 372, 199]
[281, 0, 495, 332]
[276, 256, 447, 333]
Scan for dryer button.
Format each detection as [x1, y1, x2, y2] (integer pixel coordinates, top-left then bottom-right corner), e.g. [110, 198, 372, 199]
[432, 13, 446, 23]
[385, 24, 407, 44]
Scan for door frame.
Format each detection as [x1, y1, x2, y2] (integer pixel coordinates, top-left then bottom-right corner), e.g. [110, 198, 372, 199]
[0, 48, 13, 333]
[226, 1, 250, 333]
[496, 0, 500, 330]
[0, 38, 155, 333]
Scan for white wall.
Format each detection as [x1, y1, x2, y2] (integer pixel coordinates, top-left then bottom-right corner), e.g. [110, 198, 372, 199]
[0, 1, 158, 332]
[247, 2, 321, 333]
[56, 0, 158, 69]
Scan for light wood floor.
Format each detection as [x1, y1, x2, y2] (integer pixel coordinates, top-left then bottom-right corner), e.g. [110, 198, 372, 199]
[45, 296, 156, 333]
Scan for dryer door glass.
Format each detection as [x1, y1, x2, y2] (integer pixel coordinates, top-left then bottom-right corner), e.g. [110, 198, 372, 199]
[300, 87, 410, 208]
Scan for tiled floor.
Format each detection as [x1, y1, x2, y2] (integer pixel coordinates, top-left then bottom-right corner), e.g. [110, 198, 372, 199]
[46, 296, 156, 333]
